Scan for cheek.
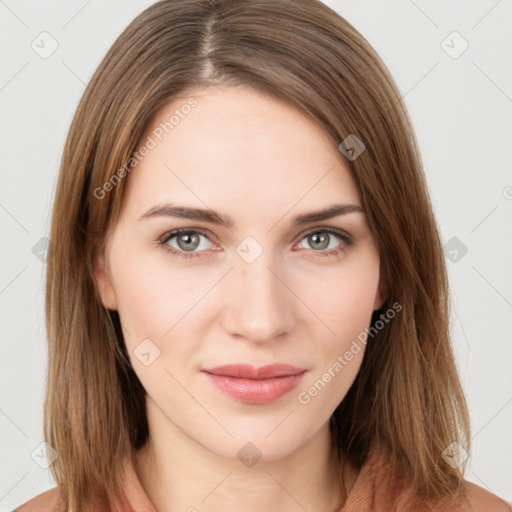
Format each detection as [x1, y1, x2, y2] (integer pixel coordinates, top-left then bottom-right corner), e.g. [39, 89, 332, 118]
[111, 258, 200, 391]
[307, 256, 380, 347]
[111, 249, 211, 361]
[108, 246, 175, 340]
[296, 261, 379, 407]
[116, 273, 167, 335]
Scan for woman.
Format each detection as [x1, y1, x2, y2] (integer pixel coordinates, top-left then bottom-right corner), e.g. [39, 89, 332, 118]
[15, 0, 511, 511]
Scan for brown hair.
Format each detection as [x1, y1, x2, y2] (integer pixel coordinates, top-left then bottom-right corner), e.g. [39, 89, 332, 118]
[44, 0, 471, 510]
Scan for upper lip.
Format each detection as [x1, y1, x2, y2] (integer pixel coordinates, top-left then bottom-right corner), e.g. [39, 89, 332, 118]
[202, 363, 307, 380]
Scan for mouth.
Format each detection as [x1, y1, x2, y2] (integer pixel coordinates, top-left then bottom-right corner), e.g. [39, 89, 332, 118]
[201, 364, 307, 405]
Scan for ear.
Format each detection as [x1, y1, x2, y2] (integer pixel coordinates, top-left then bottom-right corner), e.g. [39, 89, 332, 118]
[93, 245, 118, 311]
[373, 263, 389, 311]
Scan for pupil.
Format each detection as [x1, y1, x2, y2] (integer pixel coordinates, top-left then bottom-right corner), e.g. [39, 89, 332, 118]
[180, 233, 198, 250]
[311, 233, 328, 249]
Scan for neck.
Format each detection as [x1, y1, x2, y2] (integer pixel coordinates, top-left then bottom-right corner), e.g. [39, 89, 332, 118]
[132, 404, 356, 512]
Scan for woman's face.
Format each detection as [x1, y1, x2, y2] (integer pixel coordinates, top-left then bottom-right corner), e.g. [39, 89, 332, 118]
[95, 85, 386, 461]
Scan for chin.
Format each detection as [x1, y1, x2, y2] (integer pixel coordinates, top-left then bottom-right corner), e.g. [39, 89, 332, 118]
[203, 421, 313, 463]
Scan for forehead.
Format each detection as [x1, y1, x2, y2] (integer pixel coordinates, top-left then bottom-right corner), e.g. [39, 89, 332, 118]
[121, 85, 361, 218]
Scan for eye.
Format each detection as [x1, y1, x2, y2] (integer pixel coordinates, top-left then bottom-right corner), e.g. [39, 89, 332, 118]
[296, 228, 353, 258]
[158, 227, 353, 260]
[158, 228, 214, 259]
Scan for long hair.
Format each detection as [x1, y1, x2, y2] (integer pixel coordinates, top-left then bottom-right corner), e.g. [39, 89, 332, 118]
[44, 1, 471, 510]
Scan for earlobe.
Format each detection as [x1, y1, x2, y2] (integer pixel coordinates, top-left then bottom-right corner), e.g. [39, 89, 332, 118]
[373, 293, 384, 311]
[93, 247, 118, 311]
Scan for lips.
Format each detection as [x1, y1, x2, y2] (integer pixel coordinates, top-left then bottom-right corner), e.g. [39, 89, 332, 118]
[202, 363, 307, 379]
[201, 364, 307, 404]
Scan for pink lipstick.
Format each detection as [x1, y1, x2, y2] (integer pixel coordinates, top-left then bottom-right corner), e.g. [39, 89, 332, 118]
[202, 363, 307, 405]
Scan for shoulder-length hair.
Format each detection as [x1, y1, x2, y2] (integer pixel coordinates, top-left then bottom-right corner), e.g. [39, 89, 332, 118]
[44, 0, 470, 510]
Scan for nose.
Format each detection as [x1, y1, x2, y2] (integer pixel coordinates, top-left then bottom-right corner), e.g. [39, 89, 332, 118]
[220, 249, 295, 345]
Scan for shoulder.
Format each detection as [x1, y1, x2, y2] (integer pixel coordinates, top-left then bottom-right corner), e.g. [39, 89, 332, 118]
[459, 480, 512, 512]
[398, 480, 512, 512]
[13, 486, 67, 512]
[427, 480, 511, 512]
[367, 443, 511, 512]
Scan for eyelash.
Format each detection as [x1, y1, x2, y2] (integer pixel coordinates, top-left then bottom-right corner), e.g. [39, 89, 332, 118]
[157, 227, 354, 260]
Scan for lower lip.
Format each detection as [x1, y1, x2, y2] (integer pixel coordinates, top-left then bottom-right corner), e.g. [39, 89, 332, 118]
[203, 371, 306, 404]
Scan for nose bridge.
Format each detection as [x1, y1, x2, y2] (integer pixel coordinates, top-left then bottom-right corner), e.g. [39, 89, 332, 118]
[221, 240, 292, 342]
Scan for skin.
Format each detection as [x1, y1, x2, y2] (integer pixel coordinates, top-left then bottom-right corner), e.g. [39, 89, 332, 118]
[94, 85, 387, 512]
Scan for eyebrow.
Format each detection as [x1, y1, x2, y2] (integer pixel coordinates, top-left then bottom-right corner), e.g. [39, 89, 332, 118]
[138, 202, 364, 228]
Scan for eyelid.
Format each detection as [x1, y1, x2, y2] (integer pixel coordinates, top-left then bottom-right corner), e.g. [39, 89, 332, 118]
[158, 226, 211, 242]
[158, 225, 353, 257]
[299, 226, 352, 243]
[158, 225, 352, 242]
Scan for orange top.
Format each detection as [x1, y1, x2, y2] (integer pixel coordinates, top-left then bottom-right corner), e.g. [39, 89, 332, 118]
[14, 443, 511, 512]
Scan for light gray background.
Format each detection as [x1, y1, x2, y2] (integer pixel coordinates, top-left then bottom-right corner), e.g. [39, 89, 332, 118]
[1, 0, 511, 509]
